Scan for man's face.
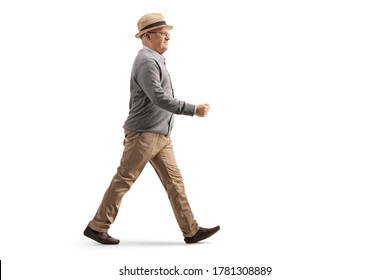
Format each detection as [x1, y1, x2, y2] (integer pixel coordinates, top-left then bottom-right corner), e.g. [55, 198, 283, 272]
[146, 27, 170, 55]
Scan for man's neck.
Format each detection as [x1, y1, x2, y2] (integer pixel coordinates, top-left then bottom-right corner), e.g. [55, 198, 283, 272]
[143, 46, 166, 64]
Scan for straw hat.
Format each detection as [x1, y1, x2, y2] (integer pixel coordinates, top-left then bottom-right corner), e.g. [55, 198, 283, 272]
[135, 13, 173, 38]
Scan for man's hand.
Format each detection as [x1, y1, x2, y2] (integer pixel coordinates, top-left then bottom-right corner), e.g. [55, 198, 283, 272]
[195, 103, 210, 117]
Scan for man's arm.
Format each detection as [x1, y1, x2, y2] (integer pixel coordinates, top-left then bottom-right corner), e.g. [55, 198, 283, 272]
[136, 60, 196, 116]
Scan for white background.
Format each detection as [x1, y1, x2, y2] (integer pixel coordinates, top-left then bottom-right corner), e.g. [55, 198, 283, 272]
[1, 0, 389, 279]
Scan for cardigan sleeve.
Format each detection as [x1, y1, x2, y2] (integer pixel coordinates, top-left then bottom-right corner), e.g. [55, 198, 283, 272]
[135, 60, 196, 116]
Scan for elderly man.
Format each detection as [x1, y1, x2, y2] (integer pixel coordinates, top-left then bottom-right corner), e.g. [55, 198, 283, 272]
[84, 13, 220, 244]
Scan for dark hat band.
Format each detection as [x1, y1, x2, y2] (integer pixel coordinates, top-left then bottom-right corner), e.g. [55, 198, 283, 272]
[140, 21, 167, 32]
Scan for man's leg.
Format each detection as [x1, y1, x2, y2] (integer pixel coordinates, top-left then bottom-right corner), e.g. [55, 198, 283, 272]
[149, 138, 199, 238]
[88, 131, 160, 232]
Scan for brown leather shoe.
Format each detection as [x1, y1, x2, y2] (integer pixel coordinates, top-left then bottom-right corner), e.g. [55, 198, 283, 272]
[84, 226, 120, 245]
[184, 226, 220, 244]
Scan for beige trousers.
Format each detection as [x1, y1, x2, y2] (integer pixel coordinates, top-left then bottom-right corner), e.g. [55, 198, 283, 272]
[88, 130, 199, 237]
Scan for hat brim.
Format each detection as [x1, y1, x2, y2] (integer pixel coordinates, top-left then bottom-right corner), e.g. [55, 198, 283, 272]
[135, 25, 173, 38]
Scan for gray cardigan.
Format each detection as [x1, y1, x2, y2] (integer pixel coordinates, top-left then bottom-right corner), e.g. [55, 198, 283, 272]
[123, 48, 196, 136]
